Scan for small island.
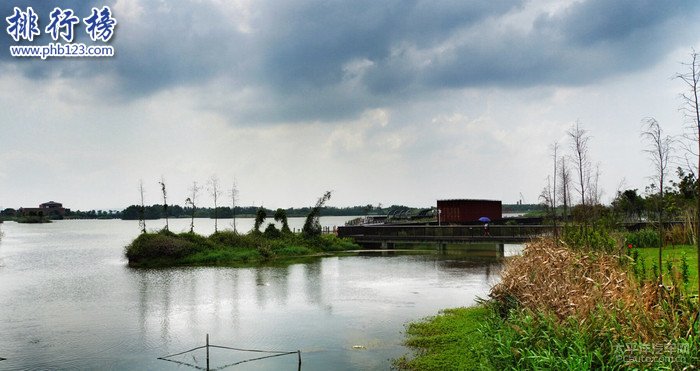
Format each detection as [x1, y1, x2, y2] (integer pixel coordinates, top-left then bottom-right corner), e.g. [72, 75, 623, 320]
[125, 228, 358, 268]
[125, 192, 359, 267]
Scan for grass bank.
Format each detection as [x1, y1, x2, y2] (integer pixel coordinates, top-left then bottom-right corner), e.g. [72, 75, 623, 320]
[397, 238, 700, 370]
[125, 229, 359, 267]
[393, 306, 494, 370]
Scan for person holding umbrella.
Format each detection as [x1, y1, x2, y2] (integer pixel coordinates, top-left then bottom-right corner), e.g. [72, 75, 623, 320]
[479, 216, 491, 236]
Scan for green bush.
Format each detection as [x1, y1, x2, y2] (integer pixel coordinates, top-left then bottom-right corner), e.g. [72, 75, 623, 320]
[625, 228, 661, 248]
[263, 223, 282, 239]
[562, 225, 616, 252]
[125, 230, 201, 263]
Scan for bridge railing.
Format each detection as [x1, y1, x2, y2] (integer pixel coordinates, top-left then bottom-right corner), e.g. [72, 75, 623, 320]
[337, 225, 555, 239]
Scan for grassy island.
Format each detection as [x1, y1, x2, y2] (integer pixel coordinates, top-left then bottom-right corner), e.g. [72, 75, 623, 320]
[125, 229, 359, 267]
[126, 191, 362, 267]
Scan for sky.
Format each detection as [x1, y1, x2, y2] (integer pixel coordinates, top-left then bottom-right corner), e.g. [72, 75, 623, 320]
[1, 0, 700, 211]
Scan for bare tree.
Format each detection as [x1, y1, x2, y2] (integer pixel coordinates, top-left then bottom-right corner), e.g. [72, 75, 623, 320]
[676, 50, 700, 306]
[158, 176, 169, 231]
[185, 181, 201, 233]
[551, 142, 559, 239]
[539, 176, 555, 218]
[138, 179, 146, 234]
[208, 175, 221, 233]
[586, 162, 603, 206]
[230, 179, 239, 233]
[559, 156, 572, 222]
[568, 121, 591, 207]
[642, 117, 675, 284]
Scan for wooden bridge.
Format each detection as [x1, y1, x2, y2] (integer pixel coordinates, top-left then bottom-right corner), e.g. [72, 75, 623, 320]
[337, 224, 555, 248]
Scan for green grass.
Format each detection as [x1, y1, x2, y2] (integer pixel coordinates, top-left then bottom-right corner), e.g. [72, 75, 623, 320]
[394, 306, 494, 371]
[396, 304, 614, 370]
[632, 244, 699, 294]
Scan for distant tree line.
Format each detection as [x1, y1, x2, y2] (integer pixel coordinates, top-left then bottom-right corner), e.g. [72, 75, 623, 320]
[118, 204, 431, 220]
[0, 203, 544, 222]
[0, 208, 123, 220]
[502, 204, 545, 214]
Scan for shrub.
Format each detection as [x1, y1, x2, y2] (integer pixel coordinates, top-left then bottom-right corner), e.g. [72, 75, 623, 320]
[125, 231, 201, 263]
[562, 225, 616, 252]
[263, 223, 282, 239]
[625, 228, 660, 248]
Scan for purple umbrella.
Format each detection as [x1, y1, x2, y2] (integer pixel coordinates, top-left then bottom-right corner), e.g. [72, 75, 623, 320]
[478, 217, 491, 223]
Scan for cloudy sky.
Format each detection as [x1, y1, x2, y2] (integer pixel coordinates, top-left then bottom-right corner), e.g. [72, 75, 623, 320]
[1, 0, 700, 211]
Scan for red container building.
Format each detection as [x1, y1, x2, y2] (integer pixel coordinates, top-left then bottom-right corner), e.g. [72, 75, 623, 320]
[437, 199, 502, 224]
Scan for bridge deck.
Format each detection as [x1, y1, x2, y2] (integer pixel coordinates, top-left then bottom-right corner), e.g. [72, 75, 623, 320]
[338, 224, 554, 246]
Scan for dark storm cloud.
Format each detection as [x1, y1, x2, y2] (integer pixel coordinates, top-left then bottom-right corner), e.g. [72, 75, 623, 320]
[109, 2, 247, 96]
[551, 0, 692, 46]
[252, 0, 524, 91]
[364, 0, 700, 91]
[2, 0, 699, 121]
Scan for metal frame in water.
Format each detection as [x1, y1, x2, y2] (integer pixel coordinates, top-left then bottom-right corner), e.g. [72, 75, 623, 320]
[157, 334, 302, 371]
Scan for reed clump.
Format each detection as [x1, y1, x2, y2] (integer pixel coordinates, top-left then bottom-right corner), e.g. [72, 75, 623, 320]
[488, 238, 698, 368]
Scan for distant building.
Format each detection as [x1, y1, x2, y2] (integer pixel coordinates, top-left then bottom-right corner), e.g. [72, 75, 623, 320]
[437, 199, 502, 224]
[19, 201, 69, 217]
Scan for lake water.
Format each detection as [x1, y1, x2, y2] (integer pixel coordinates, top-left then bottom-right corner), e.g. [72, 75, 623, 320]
[0, 218, 518, 370]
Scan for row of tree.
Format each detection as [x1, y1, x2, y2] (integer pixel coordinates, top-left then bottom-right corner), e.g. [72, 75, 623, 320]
[119, 204, 430, 220]
[538, 50, 700, 299]
[138, 176, 335, 238]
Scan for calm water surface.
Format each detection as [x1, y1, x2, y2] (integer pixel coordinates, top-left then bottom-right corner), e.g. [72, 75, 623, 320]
[0, 218, 517, 370]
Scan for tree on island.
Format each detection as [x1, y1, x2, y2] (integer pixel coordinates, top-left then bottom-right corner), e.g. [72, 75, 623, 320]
[159, 176, 169, 231]
[208, 175, 221, 233]
[185, 181, 201, 233]
[138, 179, 146, 234]
[274, 208, 291, 234]
[303, 191, 332, 238]
[254, 207, 267, 233]
[230, 179, 239, 233]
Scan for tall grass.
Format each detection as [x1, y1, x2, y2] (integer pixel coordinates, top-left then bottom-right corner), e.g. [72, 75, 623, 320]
[488, 238, 699, 368]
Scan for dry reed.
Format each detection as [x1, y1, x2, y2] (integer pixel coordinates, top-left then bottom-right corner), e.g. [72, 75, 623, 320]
[490, 238, 693, 343]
